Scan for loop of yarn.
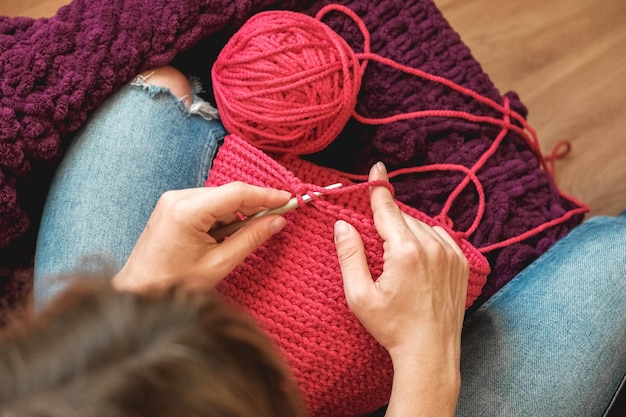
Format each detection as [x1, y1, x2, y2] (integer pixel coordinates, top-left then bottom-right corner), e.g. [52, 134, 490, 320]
[212, 10, 362, 154]
[292, 180, 394, 209]
[544, 140, 572, 178]
[212, 3, 588, 251]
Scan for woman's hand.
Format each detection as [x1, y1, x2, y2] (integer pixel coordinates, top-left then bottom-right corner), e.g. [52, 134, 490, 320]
[333, 162, 469, 417]
[113, 183, 291, 293]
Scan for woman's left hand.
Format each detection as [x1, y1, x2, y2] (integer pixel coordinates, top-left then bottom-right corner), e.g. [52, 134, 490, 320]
[113, 183, 291, 292]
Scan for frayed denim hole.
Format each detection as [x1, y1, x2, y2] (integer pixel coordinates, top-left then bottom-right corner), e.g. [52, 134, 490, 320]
[188, 76, 220, 120]
[130, 74, 220, 120]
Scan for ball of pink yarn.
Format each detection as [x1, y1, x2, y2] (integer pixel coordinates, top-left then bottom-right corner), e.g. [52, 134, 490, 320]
[211, 10, 362, 155]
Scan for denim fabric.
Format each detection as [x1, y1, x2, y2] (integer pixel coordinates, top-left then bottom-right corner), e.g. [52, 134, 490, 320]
[34, 83, 625, 416]
[34, 83, 225, 307]
[457, 214, 626, 417]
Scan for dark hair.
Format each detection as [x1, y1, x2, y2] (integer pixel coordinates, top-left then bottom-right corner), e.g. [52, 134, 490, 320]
[0, 279, 305, 417]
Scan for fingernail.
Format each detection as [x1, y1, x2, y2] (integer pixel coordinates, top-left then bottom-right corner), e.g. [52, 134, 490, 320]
[334, 220, 351, 242]
[278, 190, 292, 199]
[269, 216, 287, 234]
[376, 161, 387, 175]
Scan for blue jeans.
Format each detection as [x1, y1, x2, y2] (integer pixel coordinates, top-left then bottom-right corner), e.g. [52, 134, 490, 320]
[456, 214, 626, 416]
[34, 83, 626, 417]
[34, 82, 225, 300]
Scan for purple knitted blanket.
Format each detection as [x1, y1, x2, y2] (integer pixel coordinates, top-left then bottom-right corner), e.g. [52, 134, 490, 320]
[0, 0, 584, 309]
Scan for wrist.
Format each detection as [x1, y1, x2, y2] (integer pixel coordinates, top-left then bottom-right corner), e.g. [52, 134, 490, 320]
[385, 347, 461, 417]
[387, 336, 461, 373]
[112, 257, 159, 293]
[112, 263, 136, 292]
[391, 352, 461, 388]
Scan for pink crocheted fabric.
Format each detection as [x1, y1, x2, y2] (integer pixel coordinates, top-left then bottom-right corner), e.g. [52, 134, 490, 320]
[206, 134, 490, 417]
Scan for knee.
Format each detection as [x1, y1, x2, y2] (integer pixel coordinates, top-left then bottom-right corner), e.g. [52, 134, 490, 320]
[137, 66, 193, 108]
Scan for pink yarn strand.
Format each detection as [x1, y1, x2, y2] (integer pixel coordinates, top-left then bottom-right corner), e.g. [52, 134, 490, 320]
[211, 3, 589, 251]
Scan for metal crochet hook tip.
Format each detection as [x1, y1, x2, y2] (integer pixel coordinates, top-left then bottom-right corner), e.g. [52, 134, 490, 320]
[210, 183, 343, 242]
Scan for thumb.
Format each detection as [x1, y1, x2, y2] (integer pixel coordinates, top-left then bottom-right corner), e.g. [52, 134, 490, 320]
[334, 220, 373, 309]
[216, 215, 287, 272]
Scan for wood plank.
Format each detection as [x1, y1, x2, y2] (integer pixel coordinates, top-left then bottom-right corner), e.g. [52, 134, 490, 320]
[434, 0, 626, 216]
[1, 0, 69, 18]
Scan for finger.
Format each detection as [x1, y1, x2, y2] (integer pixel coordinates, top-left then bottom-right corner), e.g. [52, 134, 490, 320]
[368, 163, 412, 243]
[182, 183, 292, 226]
[238, 206, 275, 217]
[334, 220, 374, 311]
[213, 202, 285, 226]
[401, 216, 463, 270]
[433, 226, 469, 311]
[432, 225, 465, 259]
[212, 212, 242, 226]
[211, 215, 287, 276]
[400, 211, 444, 243]
[400, 213, 458, 258]
[432, 226, 469, 296]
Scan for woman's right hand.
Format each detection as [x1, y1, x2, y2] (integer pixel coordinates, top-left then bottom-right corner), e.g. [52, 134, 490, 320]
[113, 183, 291, 293]
[333, 162, 469, 417]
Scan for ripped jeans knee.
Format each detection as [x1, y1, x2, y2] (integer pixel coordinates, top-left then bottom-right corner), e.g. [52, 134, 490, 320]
[131, 67, 220, 121]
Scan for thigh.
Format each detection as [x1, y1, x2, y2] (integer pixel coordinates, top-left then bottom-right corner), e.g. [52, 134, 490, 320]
[457, 214, 626, 417]
[34, 83, 226, 308]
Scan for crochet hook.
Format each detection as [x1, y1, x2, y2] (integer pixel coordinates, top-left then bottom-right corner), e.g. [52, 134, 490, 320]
[210, 182, 343, 242]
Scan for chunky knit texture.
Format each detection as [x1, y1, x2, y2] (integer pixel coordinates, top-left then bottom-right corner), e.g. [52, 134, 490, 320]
[0, 0, 583, 317]
[0, 0, 306, 309]
[207, 134, 490, 417]
[0, 0, 260, 247]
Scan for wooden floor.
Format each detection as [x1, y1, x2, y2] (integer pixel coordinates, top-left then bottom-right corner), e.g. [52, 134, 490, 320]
[2, 0, 625, 217]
